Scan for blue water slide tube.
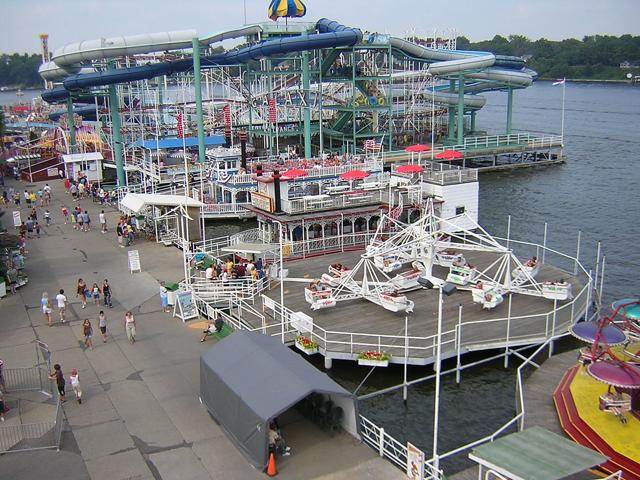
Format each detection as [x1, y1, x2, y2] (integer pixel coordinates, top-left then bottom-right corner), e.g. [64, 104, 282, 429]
[49, 104, 98, 121]
[62, 19, 361, 91]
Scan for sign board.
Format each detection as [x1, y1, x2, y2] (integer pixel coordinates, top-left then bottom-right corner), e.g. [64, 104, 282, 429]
[174, 290, 199, 322]
[263, 296, 275, 313]
[12, 211, 21, 227]
[127, 250, 141, 273]
[291, 311, 313, 334]
[406, 442, 425, 480]
[47, 167, 58, 177]
[251, 192, 274, 213]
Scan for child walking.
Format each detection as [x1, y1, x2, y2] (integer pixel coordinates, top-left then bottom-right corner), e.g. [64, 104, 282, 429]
[69, 369, 82, 404]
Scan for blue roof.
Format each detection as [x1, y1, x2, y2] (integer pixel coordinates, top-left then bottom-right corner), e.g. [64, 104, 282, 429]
[131, 136, 226, 149]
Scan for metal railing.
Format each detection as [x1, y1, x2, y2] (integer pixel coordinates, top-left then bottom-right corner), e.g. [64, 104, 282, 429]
[200, 202, 253, 216]
[0, 367, 64, 454]
[2, 367, 51, 394]
[360, 415, 443, 479]
[281, 189, 386, 214]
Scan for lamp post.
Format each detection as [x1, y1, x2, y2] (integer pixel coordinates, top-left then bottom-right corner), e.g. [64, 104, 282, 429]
[273, 220, 285, 343]
[417, 279, 456, 475]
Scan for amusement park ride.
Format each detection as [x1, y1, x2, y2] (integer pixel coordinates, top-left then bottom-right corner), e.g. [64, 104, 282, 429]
[570, 299, 640, 423]
[302, 200, 574, 313]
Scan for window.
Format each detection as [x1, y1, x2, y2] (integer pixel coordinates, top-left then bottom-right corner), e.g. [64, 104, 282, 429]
[455, 206, 466, 215]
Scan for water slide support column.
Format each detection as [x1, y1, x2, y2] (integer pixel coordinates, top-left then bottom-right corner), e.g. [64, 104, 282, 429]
[470, 111, 476, 134]
[192, 38, 206, 163]
[302, 50, 312, 159]
[456, 73, 465, 145]
[447, 79, 455, 142]
[66, 95, 76, 149]
[506, 86, 513, 135]
[108, 80, 125, 187]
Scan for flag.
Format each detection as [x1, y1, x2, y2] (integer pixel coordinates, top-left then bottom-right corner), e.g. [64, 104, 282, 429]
[268, 98, 277, 124]
[176, 112, 184, 138]
[552, 78, 565, 86]
[364, 139, 382, 152]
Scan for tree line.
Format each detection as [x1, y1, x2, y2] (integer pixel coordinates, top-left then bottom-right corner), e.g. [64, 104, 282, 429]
[457, 34, 640, 80]
[0, 53, 42, 88]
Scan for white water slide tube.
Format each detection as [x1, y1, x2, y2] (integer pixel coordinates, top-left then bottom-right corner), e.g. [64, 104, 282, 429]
[51, 25, 263, 67]
[390, 37, 533, 87]
[390, 37, 495, 75]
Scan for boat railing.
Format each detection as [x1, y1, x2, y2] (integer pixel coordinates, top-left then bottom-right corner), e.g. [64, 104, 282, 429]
[200, 202, 253, 215]
[281, 189, 386, 214]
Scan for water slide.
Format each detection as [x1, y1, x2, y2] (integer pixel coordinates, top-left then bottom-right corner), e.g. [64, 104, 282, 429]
[390, 38, 533, 84]
[52, 19, 360, 91]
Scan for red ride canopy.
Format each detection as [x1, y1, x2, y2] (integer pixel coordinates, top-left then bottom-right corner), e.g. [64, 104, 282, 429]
[396, 164, 424, 174]
[435, 149, 464, 160]
[405, 144, 431, 153]
[281, 168, 308, 179]
[587, 360, 640, 389]
[339, 170, 370, 181]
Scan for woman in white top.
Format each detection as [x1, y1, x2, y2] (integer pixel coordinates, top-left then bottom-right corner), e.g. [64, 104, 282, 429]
[41, 292, 52, 326]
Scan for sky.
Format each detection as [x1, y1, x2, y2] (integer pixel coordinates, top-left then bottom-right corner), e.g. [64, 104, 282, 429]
[1, 0, 639, 54]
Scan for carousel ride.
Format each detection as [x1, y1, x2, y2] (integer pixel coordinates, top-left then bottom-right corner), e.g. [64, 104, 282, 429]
[302, 200, 575, 313]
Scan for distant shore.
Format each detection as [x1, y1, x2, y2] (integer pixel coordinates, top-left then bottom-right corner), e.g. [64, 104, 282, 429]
[537, 78, 636, 84]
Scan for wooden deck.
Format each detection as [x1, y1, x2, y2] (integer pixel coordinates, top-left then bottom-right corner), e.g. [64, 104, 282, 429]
[259, 249, 588, 365]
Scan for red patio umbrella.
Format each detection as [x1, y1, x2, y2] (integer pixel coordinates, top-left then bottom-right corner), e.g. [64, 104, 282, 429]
[339, 170, 370, 181]
[395, 164, 424, 174]
[405, 144, 431, 153]
[435, 149, 464, 160]
[281, 168, 308, 179]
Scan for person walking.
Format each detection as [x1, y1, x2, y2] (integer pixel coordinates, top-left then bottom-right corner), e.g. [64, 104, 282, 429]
[124, 311, 136, 344]
[41, 291, 53, 326]
[44, 209, 51, 226]
[61, 206, 69, 224]
[0, 359, 6, 393]
[82, 210, 91, 232]
[102, 279, 113, 308]
[91, 283, 101, 306]
[69, 369, 82, 404]
[99, 210, 107, 233]
[0, 391, 5, 422]
[82, 319, 93, 350]
[98, 311, 108, 343]
[56, 289, 68, 323]
[6, 266, 18, 294]
[77, 278, 88, 309]
[49, 364, 66, 403]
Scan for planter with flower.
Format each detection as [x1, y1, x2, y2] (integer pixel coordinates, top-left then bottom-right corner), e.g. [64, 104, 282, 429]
[357, 351, 391, 367]
[295, 335, 319, 355]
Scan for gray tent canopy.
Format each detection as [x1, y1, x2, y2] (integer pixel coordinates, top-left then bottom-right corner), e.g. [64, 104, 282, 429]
[200, 330, 358, 470]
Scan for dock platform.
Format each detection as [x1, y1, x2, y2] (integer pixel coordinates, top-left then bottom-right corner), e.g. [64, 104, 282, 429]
[259, 249, 588, 366]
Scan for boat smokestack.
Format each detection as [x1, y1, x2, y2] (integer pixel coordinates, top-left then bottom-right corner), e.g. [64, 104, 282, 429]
[239, 130, 247, 171]
[273, 170, 282, 213]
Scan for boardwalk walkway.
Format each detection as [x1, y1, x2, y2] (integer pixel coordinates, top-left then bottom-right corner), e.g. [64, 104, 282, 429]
[0, 178, 401, 480]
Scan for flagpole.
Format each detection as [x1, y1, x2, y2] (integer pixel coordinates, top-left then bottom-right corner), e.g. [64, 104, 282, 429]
[560, 78, 566, 145]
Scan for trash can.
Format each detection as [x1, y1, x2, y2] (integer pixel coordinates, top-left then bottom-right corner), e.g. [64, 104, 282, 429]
[165, 282, 179, 306]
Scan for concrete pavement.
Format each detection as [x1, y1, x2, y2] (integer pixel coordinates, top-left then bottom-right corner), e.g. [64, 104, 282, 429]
[0, 178, 402, 480]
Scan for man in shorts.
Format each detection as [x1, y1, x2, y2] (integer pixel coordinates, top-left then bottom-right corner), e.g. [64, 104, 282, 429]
[56, 289, 68, 323]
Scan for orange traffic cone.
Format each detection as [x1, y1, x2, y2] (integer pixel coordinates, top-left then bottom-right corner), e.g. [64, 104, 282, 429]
[266, 452, 277, 477]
